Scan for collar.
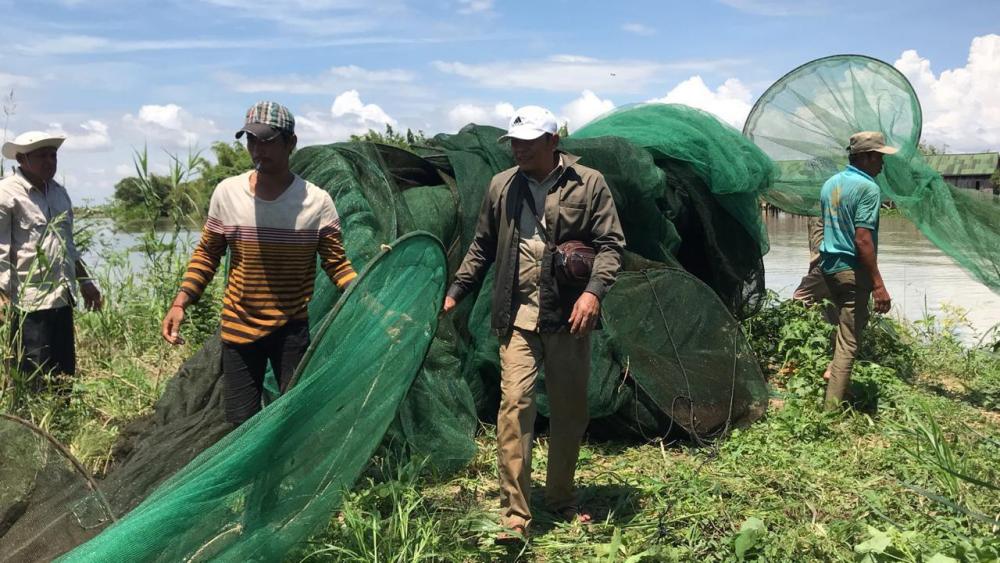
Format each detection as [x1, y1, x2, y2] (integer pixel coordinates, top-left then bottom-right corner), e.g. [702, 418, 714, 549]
[14, 167, 53, 192]
[519, 151, 581, 184]
[845, 164, 876, 183]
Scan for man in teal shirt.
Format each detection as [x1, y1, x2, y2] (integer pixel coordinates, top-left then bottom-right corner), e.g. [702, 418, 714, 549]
[819, 131, 896, 410]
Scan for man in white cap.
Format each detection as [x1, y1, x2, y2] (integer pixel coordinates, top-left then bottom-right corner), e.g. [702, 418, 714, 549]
[0, 131, 102, 391]
[442, 106, 625, 539]
[818, 131, 896, 410]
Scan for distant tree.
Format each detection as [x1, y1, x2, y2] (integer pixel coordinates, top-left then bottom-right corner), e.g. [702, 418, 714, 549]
[557, 122, 570, 137]
[198, 141, 252, 188]
[350, 124, 428, 149]
[182, 141, 254, 214]
[112, 143, 249, 228]
[918, 142, 946, 156]
[113, 174, 173, 219]
[990, 168, 1000, 194]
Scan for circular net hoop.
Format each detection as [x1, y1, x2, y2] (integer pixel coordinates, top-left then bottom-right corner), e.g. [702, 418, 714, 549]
[743, 54, 922, 215]
[744, 55, 1000, 292]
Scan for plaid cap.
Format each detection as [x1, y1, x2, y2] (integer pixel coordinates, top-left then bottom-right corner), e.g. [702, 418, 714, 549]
[235, 101, 295, 140]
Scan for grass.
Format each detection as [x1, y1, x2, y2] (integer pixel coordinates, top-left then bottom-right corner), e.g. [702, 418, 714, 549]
[2, 237, 998, 562]
[299, 294, 1000, 562]
[0, 219, 221, 476]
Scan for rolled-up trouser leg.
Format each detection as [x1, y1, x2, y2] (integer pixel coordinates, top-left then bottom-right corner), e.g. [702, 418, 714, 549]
[824, 269, 871, 410]
[541, 331, 591, 512]
[497, 328, 543, 529]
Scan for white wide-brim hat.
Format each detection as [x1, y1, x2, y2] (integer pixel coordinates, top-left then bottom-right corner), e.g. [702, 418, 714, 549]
[2, 131, 66, 160]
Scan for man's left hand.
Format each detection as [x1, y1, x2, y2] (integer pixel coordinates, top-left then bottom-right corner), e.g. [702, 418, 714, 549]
[80, 282, 103, 312]
[569, 291, 600, 336]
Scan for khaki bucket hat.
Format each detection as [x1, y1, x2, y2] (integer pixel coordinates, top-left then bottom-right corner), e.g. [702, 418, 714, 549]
[847, 131, 899, 155]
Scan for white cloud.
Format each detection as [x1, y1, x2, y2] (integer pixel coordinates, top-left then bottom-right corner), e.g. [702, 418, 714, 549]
[296, 90, 397, 145]
[716, 0, 830, 16]
[122, 104, 219, 149]
[895, 34, 1000, 153]
[15, 30, 447, 56]
[457, 0, 493, 14]
[621, 23, 655, 36]
[647, 76, 753, 128]
[46, 120, 113, 152]
[195, 0, 399, 35]
[434, 55, 745, 94]
[330, 90, 395, 124]
[14, 34, 259, 56]
[0, 72, 36, 91]
[561, 90, 615, 130]
[224, 65, 414, 95]
[446, 102, 514, 130]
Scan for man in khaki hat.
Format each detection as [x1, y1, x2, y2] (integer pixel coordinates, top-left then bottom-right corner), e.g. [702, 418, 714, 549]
[818, 131, 897, 410]
[442, 105, 625, 540]
[0, 131, 103, 391]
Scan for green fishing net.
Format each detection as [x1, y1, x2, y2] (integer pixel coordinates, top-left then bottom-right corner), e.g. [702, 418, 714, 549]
[4, 105, 774, 560]
[744, 54, 1000, 292]
[59, 233, 446, 561]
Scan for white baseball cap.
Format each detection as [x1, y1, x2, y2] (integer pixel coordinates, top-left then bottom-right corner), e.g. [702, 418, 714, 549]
[499, 106, 558, 141]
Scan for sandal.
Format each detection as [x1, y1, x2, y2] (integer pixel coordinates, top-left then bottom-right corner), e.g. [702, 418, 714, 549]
[496, 523, 528, 544]
[557, 505, 593, 524]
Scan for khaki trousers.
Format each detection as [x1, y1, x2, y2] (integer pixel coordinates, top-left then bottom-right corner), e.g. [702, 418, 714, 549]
[823, 269, 872, 410]
[497, 328, 590, 529]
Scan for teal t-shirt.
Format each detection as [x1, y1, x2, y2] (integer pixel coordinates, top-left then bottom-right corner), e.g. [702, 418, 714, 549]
[818, 165, 881, 274]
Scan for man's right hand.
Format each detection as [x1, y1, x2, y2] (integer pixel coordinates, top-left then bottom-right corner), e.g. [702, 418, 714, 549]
[872, 284, 892, 314]
[161, 305, 186, 345]
[441, 296, 457, 316]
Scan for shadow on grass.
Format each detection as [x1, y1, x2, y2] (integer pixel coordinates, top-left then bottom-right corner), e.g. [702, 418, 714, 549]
[917, 380, 1000, 414]
[529, 481, 644, 535]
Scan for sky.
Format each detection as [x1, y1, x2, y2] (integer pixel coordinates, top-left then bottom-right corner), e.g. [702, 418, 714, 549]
[0, 0, 997, 202]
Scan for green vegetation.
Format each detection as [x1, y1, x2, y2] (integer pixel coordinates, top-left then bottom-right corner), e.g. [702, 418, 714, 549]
[289, 296, 999, 562]
[0, 150, 223, 474]
[109, 141, 252, 229]
[350, 124, 429, 149]
[3, 161, 999, 561]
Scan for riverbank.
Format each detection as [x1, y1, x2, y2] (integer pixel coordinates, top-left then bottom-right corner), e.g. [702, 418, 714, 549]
[1, 243, 998, 561]
[285, 293, 999, 562]
[764, 212, 1000, 341]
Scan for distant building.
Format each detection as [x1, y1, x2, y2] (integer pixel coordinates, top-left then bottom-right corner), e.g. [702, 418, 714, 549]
[925, 152, 999, 192]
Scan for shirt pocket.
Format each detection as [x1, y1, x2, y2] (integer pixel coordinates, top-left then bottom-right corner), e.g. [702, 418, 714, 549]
[17, 207, 47, 245]
[557, 201, 589, 238]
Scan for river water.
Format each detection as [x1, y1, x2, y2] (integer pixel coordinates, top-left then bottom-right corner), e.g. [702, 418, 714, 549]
[81, 213, 1000, 339]
[763, 212, 1000, 338]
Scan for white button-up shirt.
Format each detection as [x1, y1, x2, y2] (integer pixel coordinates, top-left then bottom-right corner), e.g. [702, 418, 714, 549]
[0, 168, 80, 311]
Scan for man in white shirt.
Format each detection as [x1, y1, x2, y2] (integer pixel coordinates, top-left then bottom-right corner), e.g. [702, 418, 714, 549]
[0, 131, 102, 391]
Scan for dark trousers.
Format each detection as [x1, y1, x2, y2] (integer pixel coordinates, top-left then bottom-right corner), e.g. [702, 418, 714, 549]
[221, 320, 310, 425]
[10, 305, 76, 391]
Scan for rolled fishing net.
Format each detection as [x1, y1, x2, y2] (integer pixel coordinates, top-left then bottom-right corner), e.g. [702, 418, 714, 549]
[59, 233, 445, 561]
[3, 104, 776, 560]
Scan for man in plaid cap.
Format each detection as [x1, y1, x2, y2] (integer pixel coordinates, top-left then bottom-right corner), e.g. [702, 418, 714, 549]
[161, 101, 357, 425]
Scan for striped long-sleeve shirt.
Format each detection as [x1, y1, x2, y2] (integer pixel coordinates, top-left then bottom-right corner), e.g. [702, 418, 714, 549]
[181, 171, 356, 344]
